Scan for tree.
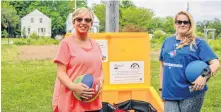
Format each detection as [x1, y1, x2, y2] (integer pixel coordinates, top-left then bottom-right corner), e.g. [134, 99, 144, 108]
[120, 7, 154, 31]
[7, 1, 78, 38]
[1, 1, 20, 37]
[26, 1, 68, 37]
[120, 0, 135, 8]
[93, 1, 154, 32]
[196, 18, 221, 38]
[93, 3, 105, 32]
[148, 17, 164, 33]
[9, 1, 32, 18]
[149, 16, 175, 34]
[76, 0, 87, 8]
[208, 18, 221, 38]
[162, 16, 175, 34]
[196, 21, 204, 32]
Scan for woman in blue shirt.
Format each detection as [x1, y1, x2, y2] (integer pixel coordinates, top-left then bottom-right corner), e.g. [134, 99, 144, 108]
[159, 11, 220, 112]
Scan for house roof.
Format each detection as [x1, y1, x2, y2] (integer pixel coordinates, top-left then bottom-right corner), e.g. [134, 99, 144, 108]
[21, 9, 50, 20]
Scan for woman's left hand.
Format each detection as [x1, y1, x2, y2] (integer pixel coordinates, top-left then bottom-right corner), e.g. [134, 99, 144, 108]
[192, 75, 207, 91]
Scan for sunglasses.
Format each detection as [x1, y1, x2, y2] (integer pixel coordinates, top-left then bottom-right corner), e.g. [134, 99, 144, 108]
[175, 20, 190, 25]
[75, 17, 92, 23]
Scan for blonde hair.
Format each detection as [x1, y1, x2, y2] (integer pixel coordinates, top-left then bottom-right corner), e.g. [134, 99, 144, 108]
[175, 11, 197, 50]
[72, 7, 94, 25]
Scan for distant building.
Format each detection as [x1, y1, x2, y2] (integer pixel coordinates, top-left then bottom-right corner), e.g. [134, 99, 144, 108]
[21, 9, 51, 37]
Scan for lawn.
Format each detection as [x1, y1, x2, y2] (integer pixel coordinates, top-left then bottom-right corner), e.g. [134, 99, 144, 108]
[1, 37, 59, 45]
[1, 43, 221, 112]
[1, 44, 56, 112]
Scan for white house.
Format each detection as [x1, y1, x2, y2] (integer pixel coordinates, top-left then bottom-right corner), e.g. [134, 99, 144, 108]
[21, 9, 51, 37]
[66, 13, 100, 33]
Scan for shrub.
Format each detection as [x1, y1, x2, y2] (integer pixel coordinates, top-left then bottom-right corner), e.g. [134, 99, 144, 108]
[2, 29, 8, 38]
[152, 30, 166, 39]
[121, 24, 146, 32]
[29, 32, 38, 40]
[208, 38, 221, 52]
[196, 31, 204, 38]
[13, 37, 59, 45]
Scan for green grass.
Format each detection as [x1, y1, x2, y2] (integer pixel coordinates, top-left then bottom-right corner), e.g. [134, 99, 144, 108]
[1, 43, 221, 112]
[1, 45, 56, 112]
[1, 37, 59, 45]
[150, 43, 161, 51]
[150, 59, 160, 95]
[1, 44, 19, 62]
[1, 60, 56, 112]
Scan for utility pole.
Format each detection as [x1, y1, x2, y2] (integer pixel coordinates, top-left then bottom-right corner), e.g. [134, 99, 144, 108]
[105, 0, 119, 32]
[75, 0, 77, 10]
[186, 2, 189, 12]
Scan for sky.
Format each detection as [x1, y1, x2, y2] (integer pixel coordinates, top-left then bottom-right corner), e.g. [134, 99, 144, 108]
[87, 0, 221, 22]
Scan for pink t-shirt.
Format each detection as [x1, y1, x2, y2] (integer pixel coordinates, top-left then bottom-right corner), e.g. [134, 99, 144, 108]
[53, 35, 103, 112]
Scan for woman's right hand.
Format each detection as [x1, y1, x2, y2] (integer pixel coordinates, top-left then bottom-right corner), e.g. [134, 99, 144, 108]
[71, 83, 95, 99]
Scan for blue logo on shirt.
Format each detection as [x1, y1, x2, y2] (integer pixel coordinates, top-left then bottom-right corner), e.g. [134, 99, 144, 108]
[168, 50, 177, 58]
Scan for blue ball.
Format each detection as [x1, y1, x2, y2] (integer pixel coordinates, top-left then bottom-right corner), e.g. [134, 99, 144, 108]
[185, 60, 208, 83]
[73, 74, 94, 101]
[81, 74, 94, 88]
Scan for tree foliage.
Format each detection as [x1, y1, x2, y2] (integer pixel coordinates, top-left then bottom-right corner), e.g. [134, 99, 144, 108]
[1, 1, 20, 37]
[1, 0, 88, 38]
[197, 18, 221, 38]
[93, 3, 106, 32]
[2, 0, 221, 39]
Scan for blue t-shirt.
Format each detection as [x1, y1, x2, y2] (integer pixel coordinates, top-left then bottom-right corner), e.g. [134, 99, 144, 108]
[159, 36, 217, 100]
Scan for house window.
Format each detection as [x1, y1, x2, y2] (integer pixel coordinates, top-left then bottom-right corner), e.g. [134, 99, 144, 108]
[28, 28, 30, 34]
[40, 18, 43, 23]
[39, 28, 46, 33]
[31, 18, 34, 23]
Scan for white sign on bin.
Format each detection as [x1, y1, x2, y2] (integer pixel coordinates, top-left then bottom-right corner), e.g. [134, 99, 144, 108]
[96, 40, 108, 62]
[110, 61, 144, 84]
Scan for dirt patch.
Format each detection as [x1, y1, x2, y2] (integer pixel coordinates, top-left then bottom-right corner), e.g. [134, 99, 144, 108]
[19, 45, 58, 60]
[151, 50, 160, 55]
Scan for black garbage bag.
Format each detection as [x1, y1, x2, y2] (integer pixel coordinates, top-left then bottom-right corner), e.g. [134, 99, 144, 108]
[115, 99, 157, 112]
[102, 102, 129, 112]
[102, 100, 157, 112]
[102, 102, 117, 112]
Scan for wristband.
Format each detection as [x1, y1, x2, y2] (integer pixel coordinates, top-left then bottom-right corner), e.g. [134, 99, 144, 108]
[201, 66, 211, 77]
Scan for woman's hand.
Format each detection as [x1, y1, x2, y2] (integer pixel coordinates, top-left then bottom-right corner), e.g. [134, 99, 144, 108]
[72, 83, 95, 99]
[192, 75, 208, 91]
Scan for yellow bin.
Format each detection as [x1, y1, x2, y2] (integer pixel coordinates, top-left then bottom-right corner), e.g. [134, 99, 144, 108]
[65, 33, 164, 112]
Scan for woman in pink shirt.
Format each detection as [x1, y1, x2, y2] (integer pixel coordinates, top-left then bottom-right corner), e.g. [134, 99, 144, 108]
[53, 7, 104, 112]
